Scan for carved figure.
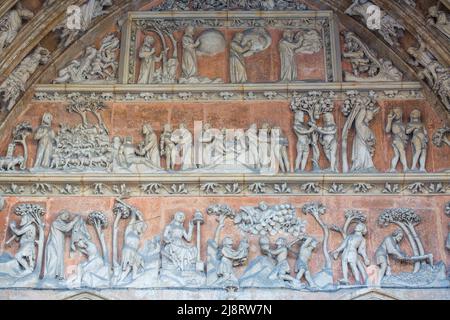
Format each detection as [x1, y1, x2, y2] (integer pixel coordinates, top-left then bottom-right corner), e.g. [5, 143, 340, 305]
[331, 223, 370, 285]
[427, 5, 450, 39]
[161, 212, 198, 272]
[271, 127, 290, 173]
[345, 0, 405, 46]
[229, 32, 252, 83]
[43, 211, 81, 280]
[343, 32, 402, 81]
[245, 124, 259, 169]
[181, 26, 200, 79]
[293, 111, 314, 172]
[34, 113, 55, 169]
[385, 107, 408, 172]
[315, 112, 338, 172]
[279, 30, 303, 82]
[0, 3, 34, 54]
[375, 229, 433, 285]
[137, 36, 163, 84]
[8, 214, 37, 273]
[56, 0, 112, 48]
[406, 109, 428, 172]
[432, 126, 450, 147]
[0, 47, 50, 112]
[136, 124, 161, 168]
[295, 236, 318, 288]
[261, 237, 297, 283]
[54, 34, 119, 83]
[160, 124, 176, 170]
[342, 93, 379, 173]
[171, 123, 193, 170]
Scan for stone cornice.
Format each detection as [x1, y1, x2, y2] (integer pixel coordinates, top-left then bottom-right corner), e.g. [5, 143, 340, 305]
[0, 172, 448, 197]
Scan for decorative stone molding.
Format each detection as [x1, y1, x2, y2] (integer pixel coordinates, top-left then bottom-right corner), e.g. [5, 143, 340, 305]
[0, 173, 447, 197]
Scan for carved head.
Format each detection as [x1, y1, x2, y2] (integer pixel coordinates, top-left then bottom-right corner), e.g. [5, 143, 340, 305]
[143, 124, 153, 135]
[323, 112, 335, 124]
[174, 211, 185, 223]
[295, 111, 305, 123]
[259, 236, 270, 252]
[185, 26, 195, 36]
[275, 237, 287, 247]
[392, 107, 403, 120]
[135, 220, 148, 235]
[112, 136, 122, 147]
[203, 123, 211, 131]
[283, 30, 294, 41]
[20, 213, 31, 226]
[179, 123, 187, 130]
[392, 229, 404, 243]
[144, 36, 155, 46]
[58, 210, 72, 222]
[233, 32, 244, 42]
[163, 124, 172, 132]
[354, 222, 367, 235]
[428, 5, 438, 17]
[42, 112, 53, 126]
[223, 236, 234, 247]
[410, 109, 421, 122]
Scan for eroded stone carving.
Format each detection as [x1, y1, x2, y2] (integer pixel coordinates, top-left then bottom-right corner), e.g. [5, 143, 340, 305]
[432, 126, 450, 147]
[234, 202, 305, 237]
[445, 202, 450, 251]
[407, 37, 450, 112]
[0, 122, 32, 172]
[342, 91, 379, 173]
[54, 33, 119, 84]
[0, 3, 34, 55]
[427, 4, 450, 39]
[34, 113, 55, 169]
[0, 204, 45, 286]
[345, 0, 405, 46]
[0, 47, 50, 112]
[343, 32, 402, 82]
[55, 0, 112, 48]
[279, 29, 322, 82]
[377, 208, 448, 287]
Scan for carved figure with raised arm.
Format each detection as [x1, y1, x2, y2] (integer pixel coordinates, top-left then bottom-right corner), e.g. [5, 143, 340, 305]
[330, 223, 370, 285]
[138, 35, 164, 84]
[229, 32, 252, 83]
[385, 107, 408, 172]
[293, 111, 314, 172]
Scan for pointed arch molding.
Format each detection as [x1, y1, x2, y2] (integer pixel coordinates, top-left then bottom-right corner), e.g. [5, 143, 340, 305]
[0, 0, 449, 137]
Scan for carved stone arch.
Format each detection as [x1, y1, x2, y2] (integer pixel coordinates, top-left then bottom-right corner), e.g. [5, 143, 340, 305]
[347, 289, 400, 300]
[64, 292, 109, 300]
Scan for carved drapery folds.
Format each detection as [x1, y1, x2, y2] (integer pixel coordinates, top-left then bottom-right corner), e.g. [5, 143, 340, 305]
[0, 2, 34, 55]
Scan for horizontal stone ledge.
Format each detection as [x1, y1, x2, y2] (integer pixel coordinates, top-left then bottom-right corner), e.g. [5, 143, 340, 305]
[0, 172, 448, 197]
[33, 82, 423, 95]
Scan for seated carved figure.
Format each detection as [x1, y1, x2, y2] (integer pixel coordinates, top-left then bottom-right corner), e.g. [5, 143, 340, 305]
[161, 212, 197, 272]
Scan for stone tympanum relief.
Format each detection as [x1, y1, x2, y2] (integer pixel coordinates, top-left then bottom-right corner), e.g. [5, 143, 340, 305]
[342, 32, 403, 82]
[125, 11, 337, 84]
[0, 2, 34, 55]
[54, 33, 120, 84]
[0, 46, 50, 112]
[0, 200, 448, 291]
[345, 0, 405, 47]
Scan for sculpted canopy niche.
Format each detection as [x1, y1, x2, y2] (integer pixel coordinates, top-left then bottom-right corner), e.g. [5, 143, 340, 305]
[0, 0, 448, 300]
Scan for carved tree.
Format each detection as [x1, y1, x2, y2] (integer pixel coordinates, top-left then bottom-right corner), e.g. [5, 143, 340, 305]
[302, 202, 331, 269]
[14, 204, 45, 276]
[331, 209, 367, 238]
[12, 122, 32, 169]
[111, 199, 132, 269]
[378, 208, 424, 272]
[67, 94, 89, 127]
[87, 211, 109, 263]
